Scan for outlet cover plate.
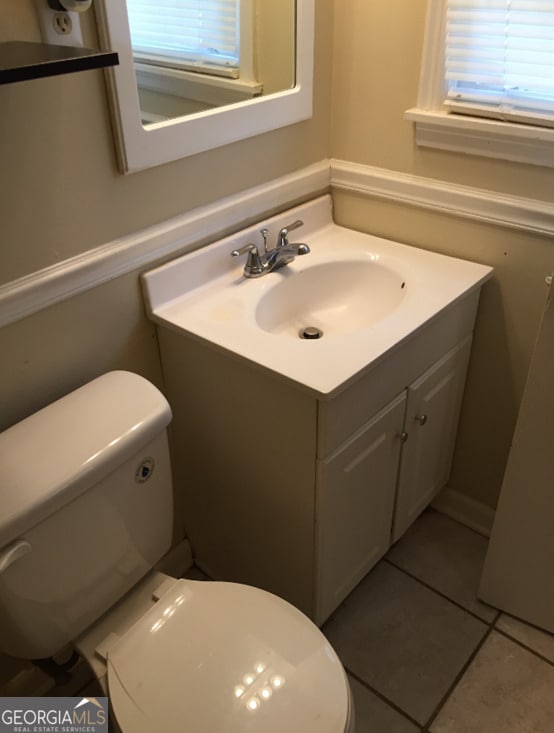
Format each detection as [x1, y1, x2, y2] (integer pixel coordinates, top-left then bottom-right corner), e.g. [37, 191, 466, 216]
[35, 1, 83, 47]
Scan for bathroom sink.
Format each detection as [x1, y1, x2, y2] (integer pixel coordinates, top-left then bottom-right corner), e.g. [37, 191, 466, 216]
[142, 195, 492, 396]
[255, 259, 406, 337]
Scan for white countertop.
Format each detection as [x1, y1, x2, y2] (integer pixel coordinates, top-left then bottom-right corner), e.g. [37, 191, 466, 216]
[142, 196, 493, 397]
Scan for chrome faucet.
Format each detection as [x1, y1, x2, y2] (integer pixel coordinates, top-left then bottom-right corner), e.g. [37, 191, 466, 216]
[231, 219, 310, 278]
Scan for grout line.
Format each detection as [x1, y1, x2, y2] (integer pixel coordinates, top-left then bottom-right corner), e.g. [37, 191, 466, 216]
[345, 667, 424, 730]
[493, 626, 554, 668]
[383, 557, 497, 627]
[384, 558, 554, 668]
[421, 624, 496, 731]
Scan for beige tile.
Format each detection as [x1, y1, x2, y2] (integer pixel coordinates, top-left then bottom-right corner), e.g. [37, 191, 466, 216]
[323, 562, 487, 725]
[386, 509, 497, 622]
[496, 613, 554, 663]
[348, 675, 420, 733]
[431, 631, 554, 733]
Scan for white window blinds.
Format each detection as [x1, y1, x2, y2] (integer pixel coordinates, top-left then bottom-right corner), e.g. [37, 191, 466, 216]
[444, 0, 554, 126]
[126, 0, 240, 75]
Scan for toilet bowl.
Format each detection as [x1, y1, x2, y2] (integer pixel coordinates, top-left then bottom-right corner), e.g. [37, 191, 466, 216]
[77, 572, 354, 732]
[0, 371, 354, 732]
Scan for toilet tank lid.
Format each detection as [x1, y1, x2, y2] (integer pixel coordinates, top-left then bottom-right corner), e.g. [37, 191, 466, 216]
[0, 371, 172, 550]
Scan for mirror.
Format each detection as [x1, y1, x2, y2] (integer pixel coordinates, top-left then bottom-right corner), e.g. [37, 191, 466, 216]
[95, 1, 314, 173]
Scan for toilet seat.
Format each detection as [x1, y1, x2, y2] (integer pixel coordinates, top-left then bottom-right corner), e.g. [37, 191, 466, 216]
[103, 578, 350, 733]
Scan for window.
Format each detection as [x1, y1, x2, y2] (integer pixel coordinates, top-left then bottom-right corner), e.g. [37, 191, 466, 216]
[445, 0, 554, 126]
[405, 0, 554, 167]
[125, 0, 261, 122]
[126, 0, 240, 78]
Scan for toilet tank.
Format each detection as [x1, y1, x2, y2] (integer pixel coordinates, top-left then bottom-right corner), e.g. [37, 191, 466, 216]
[0, 371, 174, 659]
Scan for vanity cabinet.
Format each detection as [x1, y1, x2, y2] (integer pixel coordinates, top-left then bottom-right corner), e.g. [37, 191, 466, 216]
[315, 338, 472, 622]
[392, 338, 472, 543]
[157, 292, 480, 625]
[315, 393, 406, 622]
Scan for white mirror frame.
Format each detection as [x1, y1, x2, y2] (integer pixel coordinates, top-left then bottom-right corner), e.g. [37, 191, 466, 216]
[95, 0, 314, 173]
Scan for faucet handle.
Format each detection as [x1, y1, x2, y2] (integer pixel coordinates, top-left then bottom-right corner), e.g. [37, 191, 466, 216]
[231, 243, 264, 277]
[278, 219, 304, 247]
[231, 243, 259, 258]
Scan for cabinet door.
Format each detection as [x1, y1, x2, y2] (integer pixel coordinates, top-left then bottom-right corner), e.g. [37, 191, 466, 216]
[392, 338, 472, 543]
[315, 392, 406, 624]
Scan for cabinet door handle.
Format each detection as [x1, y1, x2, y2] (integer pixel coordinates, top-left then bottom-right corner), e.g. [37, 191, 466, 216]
[415, 414, 428, 426]
[397, 431, 409, 443]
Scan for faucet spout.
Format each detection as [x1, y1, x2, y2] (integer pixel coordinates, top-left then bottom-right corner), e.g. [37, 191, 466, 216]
[266, 242, 310, 272]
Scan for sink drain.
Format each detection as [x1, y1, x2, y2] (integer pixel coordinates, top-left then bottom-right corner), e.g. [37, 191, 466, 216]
[300, 326, 323, 340]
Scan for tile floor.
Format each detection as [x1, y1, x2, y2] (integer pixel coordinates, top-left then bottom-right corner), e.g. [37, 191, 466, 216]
[65, 508, 554, 732]
[323, 508, 554, 733]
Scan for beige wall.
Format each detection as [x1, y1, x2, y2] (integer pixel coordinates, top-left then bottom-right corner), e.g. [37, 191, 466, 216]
[0, 1, 331, 285]
[0, 0, 332, 416]
[0, 0, 332, 690]
[256, 0, 296, 94]
[0, 0, 552, 688]
[331, 0, 554, 510]
[331, 0, 554, 199]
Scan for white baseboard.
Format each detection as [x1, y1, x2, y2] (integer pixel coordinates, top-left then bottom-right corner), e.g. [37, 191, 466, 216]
[432, 486, 495, 537]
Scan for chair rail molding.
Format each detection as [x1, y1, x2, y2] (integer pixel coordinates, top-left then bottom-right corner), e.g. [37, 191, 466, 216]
[2, 158, 553, 329]
[0, 161, 330, 329]
[330, 160, 554, 237]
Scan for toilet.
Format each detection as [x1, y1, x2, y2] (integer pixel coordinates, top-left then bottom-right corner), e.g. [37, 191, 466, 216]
[0, 371, 354, 732]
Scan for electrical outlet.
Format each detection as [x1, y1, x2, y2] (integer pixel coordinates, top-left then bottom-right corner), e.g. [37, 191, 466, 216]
[53, 12, 73, 36]
[35, 0, 83, 47]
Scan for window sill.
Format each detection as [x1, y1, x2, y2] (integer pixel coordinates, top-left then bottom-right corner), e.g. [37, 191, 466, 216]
[135, 63, 263, 108]
[405, 108, 554, 169]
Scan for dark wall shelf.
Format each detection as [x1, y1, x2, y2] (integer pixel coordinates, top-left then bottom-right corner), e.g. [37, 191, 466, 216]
[0, 41, 119, 85]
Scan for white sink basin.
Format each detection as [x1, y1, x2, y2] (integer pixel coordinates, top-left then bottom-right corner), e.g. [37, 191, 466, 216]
[255, 259, 406, 337]
[142, 195, 492, 396]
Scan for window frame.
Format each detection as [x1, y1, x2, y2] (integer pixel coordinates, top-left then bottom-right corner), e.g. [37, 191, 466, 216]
[405, 0, 554, 168]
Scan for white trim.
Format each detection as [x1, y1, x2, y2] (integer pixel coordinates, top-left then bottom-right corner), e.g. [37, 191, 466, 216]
[0, 161, 330, 329]
[135, 64, 263, 108]
[96, 0, 314, 172]
[416, 0, 447, 110]
[405, 109, 554, 169]
[410, 0, 554, 168]
[330, 159, 554, 236]
[4, 158, 554, 330]
[432, 486, 495, 538]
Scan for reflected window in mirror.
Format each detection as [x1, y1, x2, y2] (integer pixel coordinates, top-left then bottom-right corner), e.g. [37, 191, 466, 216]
[95, 0, 313, 171]
[125, 0, 295, 126]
